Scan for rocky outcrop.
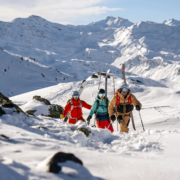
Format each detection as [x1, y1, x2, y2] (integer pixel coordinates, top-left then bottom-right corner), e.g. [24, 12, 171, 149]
[26, 110, 37, 116]
[78, 128, 91, 137]
[46, 152, 83, 173]
[47, 105, 63, 118]
[0, 92, 26, 115]
[33, 96, 51, 105]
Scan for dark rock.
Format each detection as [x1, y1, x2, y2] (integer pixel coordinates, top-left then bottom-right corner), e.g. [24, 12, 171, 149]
[46, 104, 63, 118]
[91, 74, 98, 78]
[136, 80, 143, 84]
[47, 152, 83, 173]
[0, 92, 26, 115]
[33, 96, 51, 105]
[78, 128, 91, 137]
[41, 73, 45, 78]
[26, 110, 37, 116]
[0, 134, 9, 139]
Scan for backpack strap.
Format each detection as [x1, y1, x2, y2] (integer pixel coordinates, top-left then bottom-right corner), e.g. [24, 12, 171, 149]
[70, 100, 82, 113]
[128, 96, 132, 105]
[116, 91, 132, 105]
[94, 100, 99, 114]
[70, 100, 73, 111]
[79, 100, 82, 109]
[116, 91, 120, 106]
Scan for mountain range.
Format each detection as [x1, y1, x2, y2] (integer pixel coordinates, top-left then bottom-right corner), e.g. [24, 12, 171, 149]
[0, 15, 180, 96]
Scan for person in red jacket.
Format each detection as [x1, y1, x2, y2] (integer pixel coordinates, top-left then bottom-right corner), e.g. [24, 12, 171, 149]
[60, 91, 92, 124]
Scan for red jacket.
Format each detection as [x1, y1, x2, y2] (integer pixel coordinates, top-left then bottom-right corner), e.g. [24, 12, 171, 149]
[63, 98, 91, 123]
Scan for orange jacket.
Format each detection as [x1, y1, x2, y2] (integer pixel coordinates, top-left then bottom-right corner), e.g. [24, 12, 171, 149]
[63, 98, 91, 120]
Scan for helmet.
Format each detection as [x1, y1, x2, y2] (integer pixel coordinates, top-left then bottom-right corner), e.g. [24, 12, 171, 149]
[98, 89, 105, 94]
[72, 91, 79, 97]
[98, 89, 105, 98]
[120, 83, 129, 93]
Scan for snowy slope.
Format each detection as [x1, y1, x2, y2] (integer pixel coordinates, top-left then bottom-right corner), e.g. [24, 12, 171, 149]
[4, 73, 180, 180]
[1, 15, 180, 88]
[0, 47, 76, 96]
[111, 21, 180, 88]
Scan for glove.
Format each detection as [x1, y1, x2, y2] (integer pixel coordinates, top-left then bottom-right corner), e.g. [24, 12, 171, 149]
[87, 116, 92, 125]
[136, 105, 141, 111]
[60, 114, 64, 119]
[117, 115, 124, 123]
[110, 115, 116, 122]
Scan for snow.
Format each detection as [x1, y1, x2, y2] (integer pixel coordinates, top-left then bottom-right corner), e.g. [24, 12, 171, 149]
[1, 15, 180, 180]
[163, 18, 180, 26]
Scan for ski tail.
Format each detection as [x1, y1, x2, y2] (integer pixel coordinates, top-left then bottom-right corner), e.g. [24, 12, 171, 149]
[105, 69, 110, 100]
[98, 69, 101, 91]
[122, 64, 126, 84]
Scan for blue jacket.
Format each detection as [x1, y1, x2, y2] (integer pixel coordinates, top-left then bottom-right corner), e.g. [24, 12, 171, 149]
[89, 97, 110, 121]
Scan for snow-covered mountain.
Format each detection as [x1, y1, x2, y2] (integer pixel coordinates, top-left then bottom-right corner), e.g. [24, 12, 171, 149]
[0, 15, 180, 92]
[0, 15, 180, 91]
[163, 18, 180, 26]
[111, 21, 180, 88]
[0, 47, 76, 96]
[1, 15, 180, 180]
[88, 16, 134, 28]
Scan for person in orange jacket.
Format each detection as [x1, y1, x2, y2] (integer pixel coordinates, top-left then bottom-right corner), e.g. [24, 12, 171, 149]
[60, 91, 92, 124]
[109, 83, 142, 133]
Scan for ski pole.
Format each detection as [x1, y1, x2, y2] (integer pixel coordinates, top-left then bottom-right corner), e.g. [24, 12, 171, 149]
[139, 111, 145, 131]
[98, 69, 101, 90]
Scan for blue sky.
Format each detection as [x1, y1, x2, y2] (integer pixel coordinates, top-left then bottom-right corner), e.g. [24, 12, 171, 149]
[0, 0, 179, 25]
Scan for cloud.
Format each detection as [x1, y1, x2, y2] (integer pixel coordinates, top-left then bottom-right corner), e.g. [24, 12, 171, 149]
[0, 0, 124, 24]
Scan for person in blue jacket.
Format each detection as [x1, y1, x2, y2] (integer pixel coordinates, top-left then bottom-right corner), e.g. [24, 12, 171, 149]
[87, 89, 114, 133]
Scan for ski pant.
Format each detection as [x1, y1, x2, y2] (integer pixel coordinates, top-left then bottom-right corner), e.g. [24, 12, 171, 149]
[68, 117, 86, 124]
[117, 113, 130, 133]
[96, 119, 114, 133]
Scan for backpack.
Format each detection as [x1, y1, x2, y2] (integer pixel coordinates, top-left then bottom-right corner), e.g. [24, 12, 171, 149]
[70, 100, 82, 114]
[115, 91, 132, 106]
[94, 97, 109, 116]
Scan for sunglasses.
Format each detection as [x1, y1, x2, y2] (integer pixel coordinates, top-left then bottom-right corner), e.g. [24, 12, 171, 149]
[99, 93, 105, 97]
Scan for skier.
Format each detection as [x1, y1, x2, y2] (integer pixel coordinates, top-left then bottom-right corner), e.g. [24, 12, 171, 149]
[87, 89, 114, 133]
[108, 83, 142, 133]
[60, 91, 92, 124]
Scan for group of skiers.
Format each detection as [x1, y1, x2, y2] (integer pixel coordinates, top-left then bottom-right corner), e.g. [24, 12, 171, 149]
[60, 83, 142, 133]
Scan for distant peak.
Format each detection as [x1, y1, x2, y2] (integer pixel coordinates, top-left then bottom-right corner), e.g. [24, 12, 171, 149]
[164, 18, 180, 26]
[105, 16, 115, 20]
[12, 15, 47, 23]
[28, 15, 46, 20]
